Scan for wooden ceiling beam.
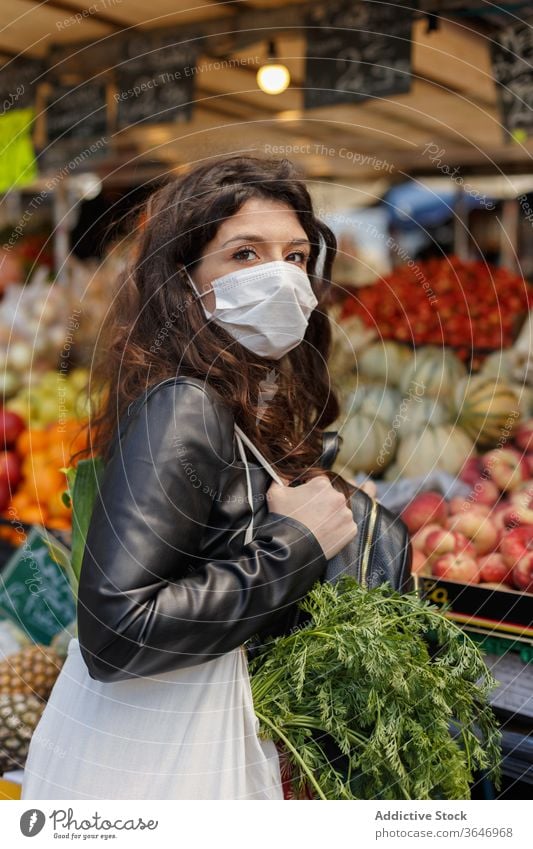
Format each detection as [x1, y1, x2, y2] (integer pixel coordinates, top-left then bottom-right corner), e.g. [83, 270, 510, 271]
[21, 0, 130, 30]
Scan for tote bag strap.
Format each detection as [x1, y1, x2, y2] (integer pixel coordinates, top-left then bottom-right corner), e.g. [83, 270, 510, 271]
[233, 423, 287, 546]
[113, 393, 285, 547]
[234, 424, 285, 485]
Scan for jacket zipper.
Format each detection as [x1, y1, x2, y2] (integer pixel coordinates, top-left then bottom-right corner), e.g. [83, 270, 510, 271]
[359, 497, 378, 588]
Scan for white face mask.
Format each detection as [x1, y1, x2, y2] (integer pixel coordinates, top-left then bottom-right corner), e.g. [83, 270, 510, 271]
[185, 260, 318, 359]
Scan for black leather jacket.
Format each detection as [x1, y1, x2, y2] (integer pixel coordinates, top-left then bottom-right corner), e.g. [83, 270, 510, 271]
[77, 376, 341, 682]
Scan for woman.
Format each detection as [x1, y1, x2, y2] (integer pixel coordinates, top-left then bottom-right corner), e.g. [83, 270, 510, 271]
[21, 155, 359, 800]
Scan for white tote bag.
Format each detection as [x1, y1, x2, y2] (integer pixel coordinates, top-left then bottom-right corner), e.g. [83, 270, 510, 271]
[21, 425, 285, 801]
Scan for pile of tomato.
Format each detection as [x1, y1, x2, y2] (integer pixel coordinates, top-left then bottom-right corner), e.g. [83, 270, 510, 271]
[339, 256, 533, 362]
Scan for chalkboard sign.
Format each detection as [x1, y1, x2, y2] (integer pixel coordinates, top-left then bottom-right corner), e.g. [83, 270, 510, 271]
[0, 526, 75, 645]
[116, 33, 196, 128]
[304, 0, 414, 110]
[46, 81, 108, 142]
[0, 58, 45, 113]
[492, 19, 533, 140]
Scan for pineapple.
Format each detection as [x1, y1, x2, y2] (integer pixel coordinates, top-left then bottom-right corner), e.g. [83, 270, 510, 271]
[0, 692, 45, 773]
[0, 645, 64, 701]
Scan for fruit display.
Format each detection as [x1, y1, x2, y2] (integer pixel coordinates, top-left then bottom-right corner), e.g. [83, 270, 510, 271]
[330, 342, 523, 478]
[0, 366, 98, 541]
[0, 256, 115, 396]
[328, 313, 532, 477]
[397, 345, 467, 398]
[0, 644, 64, 701]
[0, 418, 88, 537]
[334, 412, 392, 474]
[452, 376, 520, 448]
[339, 255, 533, 362]
[5, 367, 93, 427]
[401, 417, 533, 596]
[389, 423, 474, 479]
[0, 692, 46, 774]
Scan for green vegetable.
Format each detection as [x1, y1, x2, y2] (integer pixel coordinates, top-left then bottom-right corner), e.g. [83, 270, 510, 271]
[41, 457, 104, 647]
[248, 576, 501, 800]
[45, 457, 104, 609]
[61, 458, 105, 588]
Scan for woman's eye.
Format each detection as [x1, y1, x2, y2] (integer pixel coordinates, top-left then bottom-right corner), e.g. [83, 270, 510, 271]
[231, 247, 310, 263]
[287, 251, 309, 264]
[232, 247, 258, 261]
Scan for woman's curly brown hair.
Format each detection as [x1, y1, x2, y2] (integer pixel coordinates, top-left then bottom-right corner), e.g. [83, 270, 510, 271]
[72, 154, 353, 498]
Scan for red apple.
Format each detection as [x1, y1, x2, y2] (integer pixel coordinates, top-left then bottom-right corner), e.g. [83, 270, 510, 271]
[492, 503, 516, 533]
[424, 528, 457, 559]
[501, 503, 533, 528]
[514, 420, 533, 452]
[447, 499, 490, 517]
[483, 448, 529, 492]
[0, 451, 21, 489]
[512, 553, 533, 593]
[478, 553, 513, 585]
[459, 456, 482, 487]
[411, 523, 442, 552]
[432, 552, 480, 584]
[401, 492, 448, 535]
[470, 478, 500, 507]
[500, 526, 533, 567]
[0, 409, 25, 448]
[446, 512, 499, 555]
[452, 532, 477, 559]
[424, 529, 475, 561]
[508, 484, 533, 510]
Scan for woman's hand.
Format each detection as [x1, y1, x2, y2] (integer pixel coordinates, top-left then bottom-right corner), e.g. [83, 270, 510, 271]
[266, 475, 358, 560]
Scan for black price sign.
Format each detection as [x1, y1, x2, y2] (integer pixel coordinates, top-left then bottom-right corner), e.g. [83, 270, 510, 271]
[492, 18, 533, 141]
[304, 0, 414, 110]
[115, 32, 196, 128]
[46, 80, 108, 141]
[0, 58, 45, 114]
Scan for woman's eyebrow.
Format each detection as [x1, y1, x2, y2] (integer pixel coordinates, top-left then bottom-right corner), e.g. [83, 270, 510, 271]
[222, 234, 311, 247]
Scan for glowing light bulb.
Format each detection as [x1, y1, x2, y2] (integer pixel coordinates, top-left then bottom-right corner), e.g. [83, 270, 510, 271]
[256, 62, 290, 95]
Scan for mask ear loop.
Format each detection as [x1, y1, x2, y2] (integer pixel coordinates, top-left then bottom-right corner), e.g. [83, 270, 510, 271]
[182, 265, 202, 298]
[182, 265, 214, 317]
[315, 231, 327, 280]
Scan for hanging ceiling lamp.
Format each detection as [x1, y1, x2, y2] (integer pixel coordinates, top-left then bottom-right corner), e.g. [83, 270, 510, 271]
[256, 39, 290, 95]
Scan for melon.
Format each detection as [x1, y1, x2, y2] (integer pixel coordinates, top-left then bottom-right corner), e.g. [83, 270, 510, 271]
[356, 341, 413, 388]
[395, 424, 474, 478]
[334, 413, 395, 474]
[480, 349, 519, 383]
[329, 315, 377, 378]
[511, 383, 533, 419]
[452, 376, 520, 448]
[398, 346, 466, 402]
[395, 396, 450, 439]
[343, 384, 401, 425]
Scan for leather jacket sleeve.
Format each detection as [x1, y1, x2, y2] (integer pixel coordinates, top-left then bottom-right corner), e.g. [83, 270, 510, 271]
[76, 380, 328, 682]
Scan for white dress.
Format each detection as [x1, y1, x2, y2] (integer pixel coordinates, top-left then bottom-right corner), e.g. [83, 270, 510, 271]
[21, 637, 283, 800]
[21, 426, 286, 801]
